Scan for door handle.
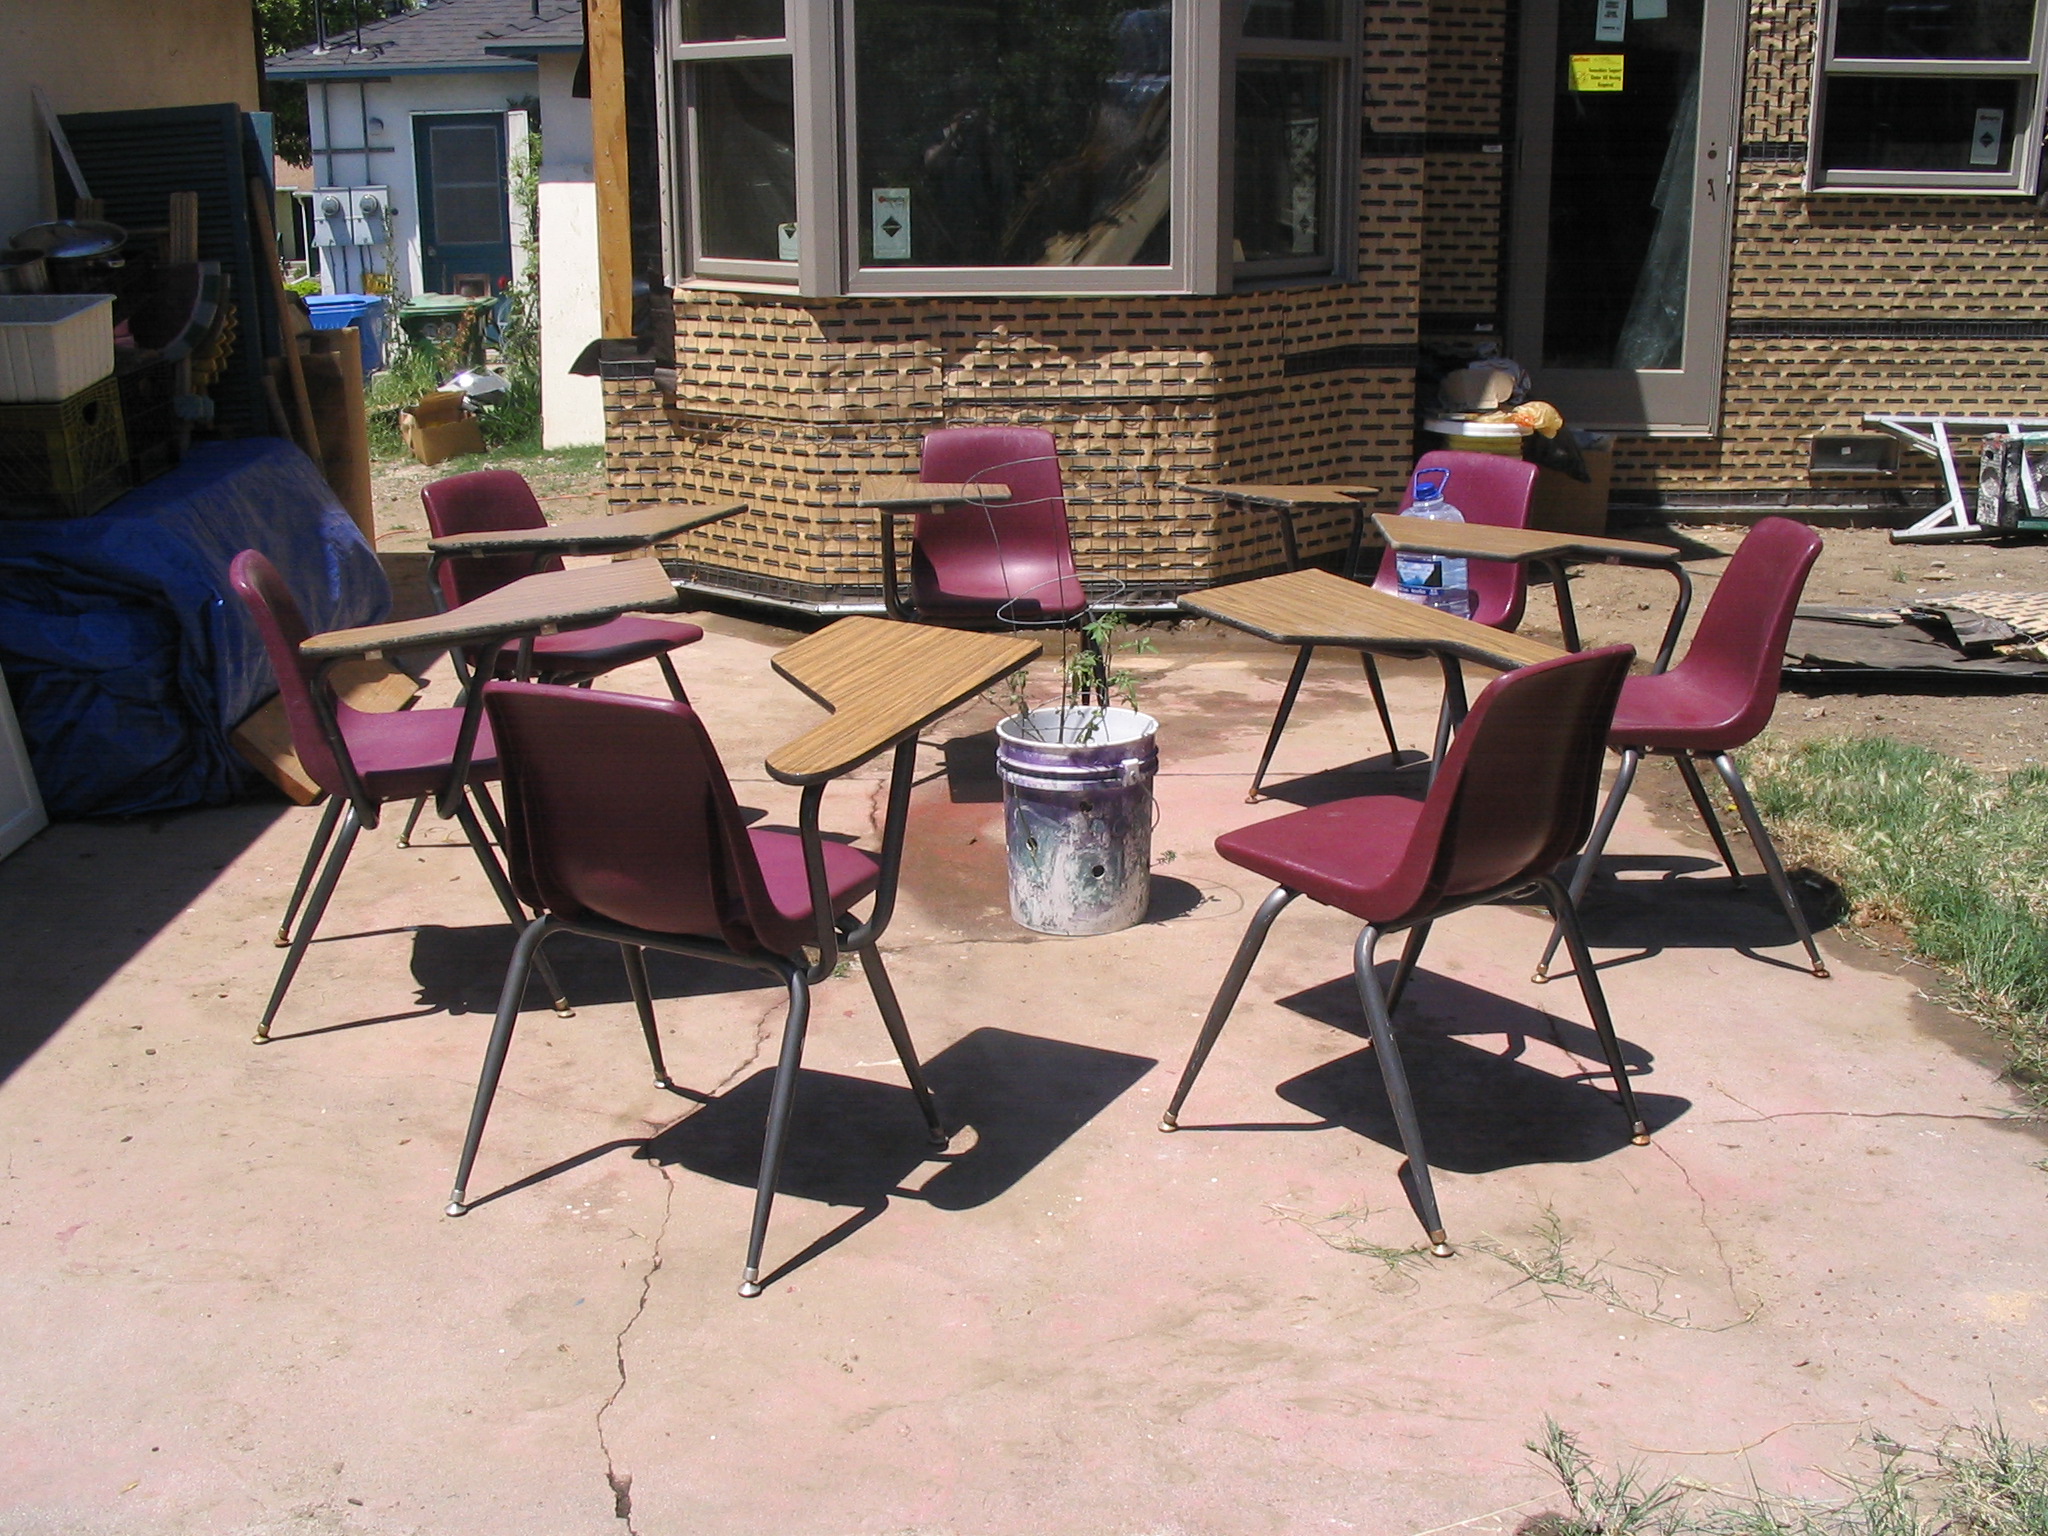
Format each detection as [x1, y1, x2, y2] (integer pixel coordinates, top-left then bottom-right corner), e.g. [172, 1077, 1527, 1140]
[1704, 142, 1719, 199]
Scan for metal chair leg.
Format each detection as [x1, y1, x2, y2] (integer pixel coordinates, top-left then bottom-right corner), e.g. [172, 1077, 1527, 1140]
[657, 652, 688, 702]
[739, 969, 812, 1298]
[1711, 753, 1829, 978]
[1673, 752, 1744, 884]
[1384, 920, 1433, 1015]
[619, 944, 673, 1089]
[454, 792, 575, 1016]
[276, 795, 344, 946]
[1248, 647, 1315, 802]
[1427, 655, 1469, 782]
[395, 795, 427, 849]
[470, 782, 509, 847]
[446, 916, 554, 1216]
[255, 804, 361, 1042]
[857, 944, 946, 1144]
[1161, 886, 1299, 1129]
[1353, 925, 1451, 1256]
[1534, 874, 1650, 1145]
[1535, 747, 1641, 982]
[1361, 653, 1401, 758]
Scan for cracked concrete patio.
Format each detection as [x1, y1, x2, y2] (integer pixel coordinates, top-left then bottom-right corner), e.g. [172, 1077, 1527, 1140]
[1, 600, 2044, 1535]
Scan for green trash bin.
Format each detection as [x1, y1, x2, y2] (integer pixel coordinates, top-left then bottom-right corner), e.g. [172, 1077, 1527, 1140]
[396, 294, 492, 372]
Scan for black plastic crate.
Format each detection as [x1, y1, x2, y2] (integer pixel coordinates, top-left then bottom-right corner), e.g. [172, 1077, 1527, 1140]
[0, 374, 132, 518]
[117, 356, 183, 487]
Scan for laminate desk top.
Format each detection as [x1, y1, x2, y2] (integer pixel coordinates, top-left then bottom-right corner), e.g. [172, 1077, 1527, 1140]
[425, 500, 745, 558]
[1179, 482, 1381, 509]
[853, 477, 1013, 509]
[1371, 514, 1675, 567]
[767, 617, 1041, 785]
[1179, 567, 1562, 670]
[301, 560, 681, 662]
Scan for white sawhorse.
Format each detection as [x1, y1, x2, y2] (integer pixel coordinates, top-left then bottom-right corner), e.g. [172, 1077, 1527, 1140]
[1866, 413, 2048, 543]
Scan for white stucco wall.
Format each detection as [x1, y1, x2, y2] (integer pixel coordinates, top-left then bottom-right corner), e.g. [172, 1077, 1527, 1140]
[0, 0, 260, 236]
[536, 54, 602, 447]
[306, 69, 532, 302]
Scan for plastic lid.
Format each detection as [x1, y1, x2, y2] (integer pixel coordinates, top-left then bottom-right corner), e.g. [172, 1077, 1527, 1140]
[1411, 466, 1449, 502]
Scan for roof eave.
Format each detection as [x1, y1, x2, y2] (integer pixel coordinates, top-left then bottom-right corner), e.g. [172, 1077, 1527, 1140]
[266, 58, 537, 81]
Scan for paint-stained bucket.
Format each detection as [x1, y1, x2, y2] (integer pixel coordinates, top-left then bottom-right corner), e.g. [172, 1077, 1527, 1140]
[996, 706, 1158, 936]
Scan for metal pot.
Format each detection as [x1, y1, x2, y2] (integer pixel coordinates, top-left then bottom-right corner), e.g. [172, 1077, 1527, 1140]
[0, 250, 47, 294]
[11, 220, 126, 261]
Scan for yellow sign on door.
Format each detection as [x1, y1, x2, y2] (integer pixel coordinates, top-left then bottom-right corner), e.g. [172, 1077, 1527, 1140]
[1569, 54, 1626, 91]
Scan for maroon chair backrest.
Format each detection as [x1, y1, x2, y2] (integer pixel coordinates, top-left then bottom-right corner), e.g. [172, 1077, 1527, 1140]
[1376, 450, 1539, 631]
[1374, 645, 1635, 922]
[421, 470, 560, 608]
[916, 425, 1082, 619]
[1663, 516, 1822, 746]
[229, 549, 348, 796]
[481, 682, 798, 956]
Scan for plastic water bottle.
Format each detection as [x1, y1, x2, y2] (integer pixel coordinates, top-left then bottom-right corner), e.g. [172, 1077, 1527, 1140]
[1393, 467, 1473, 620]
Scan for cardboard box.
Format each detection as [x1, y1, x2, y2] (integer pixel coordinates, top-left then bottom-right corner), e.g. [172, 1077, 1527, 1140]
[398, 390, 484, 467]
[1530, 439, 1613, 537]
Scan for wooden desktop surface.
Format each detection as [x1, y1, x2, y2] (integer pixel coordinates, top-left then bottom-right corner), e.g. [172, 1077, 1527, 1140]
[1180, 483, 1380, 509]
[768, 617, 1041, 785]
[1180, 568, 1562, 670]
[302, 560, 681, 661]
[1371, 514, 1674, 566]
[426, 500, 745, 557]
[853, 477, 1013, 508]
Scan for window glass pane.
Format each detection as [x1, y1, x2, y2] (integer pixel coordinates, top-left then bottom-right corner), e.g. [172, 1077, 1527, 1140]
[1234, 61, 1329, 260]
[853, 0, 1173, 268]
[678, 0, 784, 42]
[693, 58, 796, 260]
[1833, 0, 2035, 60]
[1242, 0, 1337, 39]
[430, 124, 501, 186]
[1820, 74, 2023, 168]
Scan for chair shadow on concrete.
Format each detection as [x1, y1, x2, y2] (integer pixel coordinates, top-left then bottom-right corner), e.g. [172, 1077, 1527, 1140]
[1167, 967, 1688, 1181]
[1546, 853, 1848, 980]
[1257, 751, 1431, 810]
[637, 1025, 1154, 1289]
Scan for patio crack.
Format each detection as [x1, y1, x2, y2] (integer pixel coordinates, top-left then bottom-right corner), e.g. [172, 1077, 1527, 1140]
[1652, 1138, 1749, 1314]
[1711, 1109, 2040, 1126]
[595, 1164, 675, 1533]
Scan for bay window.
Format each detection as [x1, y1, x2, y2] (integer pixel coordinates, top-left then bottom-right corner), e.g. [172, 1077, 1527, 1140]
[662, 0, 1360, 294]
[1810, 0, 2048, 191]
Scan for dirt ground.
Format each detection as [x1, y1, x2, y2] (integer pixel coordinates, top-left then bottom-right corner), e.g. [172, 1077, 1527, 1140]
[372, 454, 2048, 776]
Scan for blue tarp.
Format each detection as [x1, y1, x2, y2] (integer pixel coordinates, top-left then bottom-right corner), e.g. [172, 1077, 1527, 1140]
[0, 438, 389, 818]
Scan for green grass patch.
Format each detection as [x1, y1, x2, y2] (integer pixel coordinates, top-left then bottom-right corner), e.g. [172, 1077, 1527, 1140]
[1741, 735, 2048, 1101]
[1519, 1418, 2048, 1535]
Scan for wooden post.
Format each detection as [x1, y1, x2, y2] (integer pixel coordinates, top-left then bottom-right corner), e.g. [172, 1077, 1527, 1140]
[586, 0, 635, 340]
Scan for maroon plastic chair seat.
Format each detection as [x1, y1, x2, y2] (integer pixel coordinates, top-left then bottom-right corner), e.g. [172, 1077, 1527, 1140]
[1245, 450, 1544, 802]
[898, 426, 1087, 623]
[1163, 645, 1649, 1254]
[1371, 449, 1540, 631]
[420, 469, 703, 694]
[229, 550, 564, 1043]
[446, 682, 943, 1298]
[1537, 516, 1829, 981]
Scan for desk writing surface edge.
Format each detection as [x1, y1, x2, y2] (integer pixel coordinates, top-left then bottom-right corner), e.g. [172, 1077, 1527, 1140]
[767, 620, 1039, 783]
[301, 562, 678, 660]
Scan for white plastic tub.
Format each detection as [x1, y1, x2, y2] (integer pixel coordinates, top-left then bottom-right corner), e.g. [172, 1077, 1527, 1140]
[0, 294, 115, 403]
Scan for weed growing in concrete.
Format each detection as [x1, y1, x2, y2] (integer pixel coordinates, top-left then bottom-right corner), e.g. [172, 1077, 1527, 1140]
[1470, 1208, 1754, 1332]
[1741, 734, 2048, 1105]
[1522, 1419, 1687, 1536]
[1270, 1203, 1436, 1289]
[1514, 1419, 2048, 1536]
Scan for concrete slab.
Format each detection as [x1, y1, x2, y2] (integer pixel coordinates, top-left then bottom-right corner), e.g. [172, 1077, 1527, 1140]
[1, 616, 2043, 1535]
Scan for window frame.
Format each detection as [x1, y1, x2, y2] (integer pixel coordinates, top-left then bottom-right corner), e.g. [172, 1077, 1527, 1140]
[661, 0, 1360, 296]
[1807, 0, 2048, 193]
[1225, 6, 1360, 283]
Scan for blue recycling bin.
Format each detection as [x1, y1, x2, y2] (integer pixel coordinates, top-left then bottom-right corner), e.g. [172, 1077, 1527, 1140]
[304, 293, 385, 374]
